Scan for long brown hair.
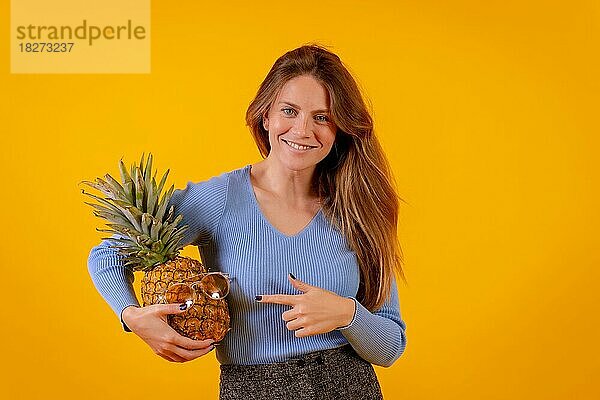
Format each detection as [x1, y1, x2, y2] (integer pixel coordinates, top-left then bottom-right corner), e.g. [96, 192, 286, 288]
[245, 44, 405, 311]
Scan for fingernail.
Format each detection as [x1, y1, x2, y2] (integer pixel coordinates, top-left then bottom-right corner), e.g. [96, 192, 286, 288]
[289, 273, 296, 280]
[255, 295, 262, 301]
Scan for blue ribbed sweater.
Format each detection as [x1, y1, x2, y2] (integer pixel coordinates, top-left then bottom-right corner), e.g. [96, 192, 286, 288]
[87, 164, 407, 367]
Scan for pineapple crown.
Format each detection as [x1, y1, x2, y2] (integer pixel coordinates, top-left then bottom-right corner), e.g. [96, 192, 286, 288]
[80, 153, 188, 271]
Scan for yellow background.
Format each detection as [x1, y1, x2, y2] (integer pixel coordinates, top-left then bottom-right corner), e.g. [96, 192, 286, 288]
[1, 1, 598, 399]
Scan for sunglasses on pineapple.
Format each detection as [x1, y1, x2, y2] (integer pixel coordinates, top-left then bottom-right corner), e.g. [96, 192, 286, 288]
[157, 272, 231, 305]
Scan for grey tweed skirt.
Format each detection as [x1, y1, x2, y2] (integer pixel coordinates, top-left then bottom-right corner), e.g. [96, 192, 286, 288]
[219, 344, 384, 400]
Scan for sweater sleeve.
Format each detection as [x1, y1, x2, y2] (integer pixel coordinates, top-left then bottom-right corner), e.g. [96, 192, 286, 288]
[335, 275, 407, 367]
[86, 172, 230, 332]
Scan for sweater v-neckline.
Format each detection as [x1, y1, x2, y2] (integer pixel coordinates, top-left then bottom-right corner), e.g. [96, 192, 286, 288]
[244, 164, 322, 239]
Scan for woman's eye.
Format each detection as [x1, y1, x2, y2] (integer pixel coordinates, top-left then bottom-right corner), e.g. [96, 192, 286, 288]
[315, 115, 329, 122]
[282, 108, 295, 116]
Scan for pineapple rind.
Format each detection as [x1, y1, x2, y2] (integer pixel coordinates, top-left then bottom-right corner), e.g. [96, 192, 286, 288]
[141, 256, 231, 341]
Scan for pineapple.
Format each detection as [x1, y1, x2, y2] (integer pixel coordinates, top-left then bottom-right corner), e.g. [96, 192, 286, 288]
[81, 153, 230, 341]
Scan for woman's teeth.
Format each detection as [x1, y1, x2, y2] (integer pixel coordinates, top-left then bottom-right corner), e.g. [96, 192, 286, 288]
[283, 139, 314, 151]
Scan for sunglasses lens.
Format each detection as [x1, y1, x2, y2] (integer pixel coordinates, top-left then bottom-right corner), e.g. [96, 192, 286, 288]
[165, 283, 194, 304]
[201, 274, 230, 300]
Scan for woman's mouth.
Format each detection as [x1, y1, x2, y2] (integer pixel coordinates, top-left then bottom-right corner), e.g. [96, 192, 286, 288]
[281, 138, 318, 151]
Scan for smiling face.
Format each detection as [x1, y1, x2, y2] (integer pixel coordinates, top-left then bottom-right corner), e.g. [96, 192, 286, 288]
[262, 74, 337, 173]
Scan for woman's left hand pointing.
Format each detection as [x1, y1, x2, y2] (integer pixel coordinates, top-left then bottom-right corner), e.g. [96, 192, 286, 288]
[255, 273, 356, 338]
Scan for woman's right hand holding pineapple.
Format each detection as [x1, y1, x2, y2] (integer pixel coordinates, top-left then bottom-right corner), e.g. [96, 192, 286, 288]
[122, 304, 216, 363]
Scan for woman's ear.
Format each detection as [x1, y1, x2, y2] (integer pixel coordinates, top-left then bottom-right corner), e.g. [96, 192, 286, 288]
[262, 114, 269, 131]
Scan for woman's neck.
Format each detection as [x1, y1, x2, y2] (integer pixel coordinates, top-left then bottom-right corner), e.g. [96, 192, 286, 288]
[250, 157, 320, 207]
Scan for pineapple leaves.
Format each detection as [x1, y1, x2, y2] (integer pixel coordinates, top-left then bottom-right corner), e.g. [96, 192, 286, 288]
[141, 213, 152, 235]
[103, 173, 127, 200]
[157, 169, 169, 196]
[150, 218, 162, 241]
[139, 152, 146, 173]
[133, 167, 145, 210]
[81, 191, 136, 229]
[80, 178, 117, 200]
[80, 191, 122, 213]
[147, 177, 156, 215]
[143, 153, 153, 193]
[118, 158, 133, 186]
[119, 159, 136, 205]
[82, 153, 188, 271]
[111, 200, 143, 232]
[155, 185, 175, 222]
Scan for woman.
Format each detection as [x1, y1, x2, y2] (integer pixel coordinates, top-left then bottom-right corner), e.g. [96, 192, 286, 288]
[88, 44, 407, 399]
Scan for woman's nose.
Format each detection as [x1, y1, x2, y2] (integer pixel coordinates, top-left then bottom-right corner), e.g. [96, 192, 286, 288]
[292, 115, 312, 137]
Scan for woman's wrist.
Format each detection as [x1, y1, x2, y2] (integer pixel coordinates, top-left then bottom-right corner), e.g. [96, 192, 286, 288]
[121, 305, 140, 327]
[338, 297, 356, 328]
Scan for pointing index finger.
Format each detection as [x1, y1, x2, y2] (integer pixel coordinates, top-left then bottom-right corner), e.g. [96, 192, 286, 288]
[257, 294, 300, 306]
